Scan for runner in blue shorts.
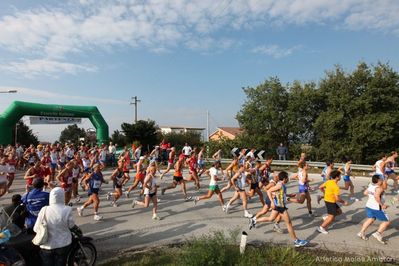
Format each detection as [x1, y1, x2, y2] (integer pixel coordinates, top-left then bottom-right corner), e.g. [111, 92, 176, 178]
[357, 175, 391, 244]
[339, 157, 358, 201]
[77, 164, 108, 221]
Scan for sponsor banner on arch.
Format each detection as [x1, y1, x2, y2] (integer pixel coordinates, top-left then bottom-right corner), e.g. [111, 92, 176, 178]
[30, 116, 82, 125]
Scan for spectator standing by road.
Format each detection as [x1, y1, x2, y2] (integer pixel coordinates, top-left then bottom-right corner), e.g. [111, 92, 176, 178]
[108, 142, 116, 167]
[276, 143, 288, 160]
[182, 143, 192, 158]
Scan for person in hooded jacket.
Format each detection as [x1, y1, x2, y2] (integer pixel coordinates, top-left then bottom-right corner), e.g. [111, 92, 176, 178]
[33, 187, 75, 266]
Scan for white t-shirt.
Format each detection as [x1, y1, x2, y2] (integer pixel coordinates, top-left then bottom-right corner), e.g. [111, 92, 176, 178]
[209, 167, 220, 186]
[109, 145, 116, 154]
[366, 183, 385, 210]
[182, 146, 192, 156]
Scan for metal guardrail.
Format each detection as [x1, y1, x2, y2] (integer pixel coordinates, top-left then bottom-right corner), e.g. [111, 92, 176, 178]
[216, 159, 374, 171]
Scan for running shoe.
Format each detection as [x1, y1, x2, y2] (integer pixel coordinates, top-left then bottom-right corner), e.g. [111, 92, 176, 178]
[225, 204, 230, 214]
[372, 232, 387, 244]
[152, 214, 160, 220]
[185, 196, 192, 201]
[194, 197, 199, 205]
[74, 196, 81, 203]
[93, 214, 103, 221]
[248, 218, 256, 230]
[294, 239, 309, 247]
[124, 191, 130, 198]
[317, 226, 328, 234]
[222, 205, 226, 212]
[106, 193, 111, 201]
[77, 207, 83, 217]
[131, 200, 137, 208]
[111, 201, 118, 207]
[161, 188, 166, 195]
[357, 232, 368, 241]
[244, 211, 253, 218]
[350, 197, 360, 202]
[273, 223, 283, 234]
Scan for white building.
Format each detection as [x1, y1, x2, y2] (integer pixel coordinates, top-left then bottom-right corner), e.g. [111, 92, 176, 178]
[160, 126, 205, 138]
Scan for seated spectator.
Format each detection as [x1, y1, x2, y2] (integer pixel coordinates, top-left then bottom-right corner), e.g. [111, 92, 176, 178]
[4, 194, 27, 230]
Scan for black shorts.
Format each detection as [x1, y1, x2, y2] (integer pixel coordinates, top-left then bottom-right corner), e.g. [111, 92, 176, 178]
[146, 192, 157, 198]
[114, 182, 122, 189]
[250, 182, 259, 190]
[173, 176, 184, 184]
[325, 202, 340, 216]
[274, 206, 288, 214]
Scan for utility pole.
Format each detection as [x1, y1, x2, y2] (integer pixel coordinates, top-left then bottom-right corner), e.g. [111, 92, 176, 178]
[130, 96, 141, 123]
[206, 110, 210, 141]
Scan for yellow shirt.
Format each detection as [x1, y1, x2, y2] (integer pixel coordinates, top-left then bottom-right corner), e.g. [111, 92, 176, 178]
[324, 180, 340, 203]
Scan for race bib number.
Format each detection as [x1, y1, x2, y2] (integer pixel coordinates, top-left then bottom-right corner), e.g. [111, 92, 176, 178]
[92, 180, 102, 189]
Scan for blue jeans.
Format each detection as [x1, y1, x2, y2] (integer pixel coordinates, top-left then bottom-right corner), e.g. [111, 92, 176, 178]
[40, 244, 71, 266]
[278, 155, 286, 160]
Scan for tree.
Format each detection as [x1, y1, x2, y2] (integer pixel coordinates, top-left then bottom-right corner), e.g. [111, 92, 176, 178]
[111, 130, 127, 147]
[236, 77, 291, 155]
[121, 120, 159, 152]
[13, 120, 39, 146]
[59, 124, 87, 144]
[237, 62, 399, 164]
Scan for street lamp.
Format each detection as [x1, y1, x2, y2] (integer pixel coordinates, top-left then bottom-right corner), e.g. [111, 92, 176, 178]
[0, 90, 17, 93]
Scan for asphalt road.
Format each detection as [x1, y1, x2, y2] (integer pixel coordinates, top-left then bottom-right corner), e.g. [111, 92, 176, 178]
[1, 168, 398, 263]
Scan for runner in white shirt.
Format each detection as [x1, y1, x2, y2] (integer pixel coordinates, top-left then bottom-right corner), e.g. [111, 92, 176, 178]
[194, 161, 225, 212]
[357, 174, 391, 244]
[373, 154, 388, 190]
[132, 162, 160, 220]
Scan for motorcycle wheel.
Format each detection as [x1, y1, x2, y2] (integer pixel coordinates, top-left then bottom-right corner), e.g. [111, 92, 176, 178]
[68, 242, 97, 266]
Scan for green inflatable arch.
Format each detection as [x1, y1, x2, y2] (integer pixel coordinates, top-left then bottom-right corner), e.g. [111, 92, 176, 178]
[0, 101, 109, 145]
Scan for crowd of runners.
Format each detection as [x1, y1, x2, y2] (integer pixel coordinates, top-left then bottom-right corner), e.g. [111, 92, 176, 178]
[0, 142, 398, 247]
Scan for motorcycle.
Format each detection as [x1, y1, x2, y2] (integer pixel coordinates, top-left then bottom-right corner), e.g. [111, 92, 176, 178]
[1, 205, 97, 266]
[67, 226, 97, 266]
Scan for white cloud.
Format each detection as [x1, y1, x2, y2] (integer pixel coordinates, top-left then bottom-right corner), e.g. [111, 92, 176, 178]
[0, 59, 97, 78]
[0, 86, 126, 105]
[0, 0, 398, 76]
[252, 44, 300, 58]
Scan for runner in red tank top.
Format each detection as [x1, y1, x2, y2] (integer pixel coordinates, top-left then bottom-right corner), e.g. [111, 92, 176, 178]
[160, 147, 176, 179]
[185, 153, 200, 189]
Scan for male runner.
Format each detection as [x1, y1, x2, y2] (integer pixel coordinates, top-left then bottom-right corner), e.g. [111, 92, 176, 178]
[357, 174, 391, 244]
[317, 170, 348, 234]
[248, 171, 309, 247]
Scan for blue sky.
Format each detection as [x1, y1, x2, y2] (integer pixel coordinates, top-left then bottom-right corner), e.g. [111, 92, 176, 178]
[0, 0, 399, 142]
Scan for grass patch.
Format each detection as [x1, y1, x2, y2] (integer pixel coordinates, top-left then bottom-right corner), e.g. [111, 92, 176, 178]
[100, 230, 394, 266]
